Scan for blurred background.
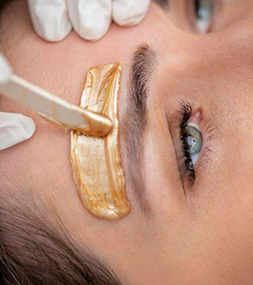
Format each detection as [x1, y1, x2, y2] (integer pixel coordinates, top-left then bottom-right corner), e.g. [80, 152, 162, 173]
[154, 0, 253, 34]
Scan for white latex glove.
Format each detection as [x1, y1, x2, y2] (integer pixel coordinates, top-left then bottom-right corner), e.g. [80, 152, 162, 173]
[0, 54, 36, 151]
[27, 0, 151, 41]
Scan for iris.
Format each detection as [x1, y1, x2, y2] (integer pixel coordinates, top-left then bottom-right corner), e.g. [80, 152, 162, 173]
[186, 125, 203, 164]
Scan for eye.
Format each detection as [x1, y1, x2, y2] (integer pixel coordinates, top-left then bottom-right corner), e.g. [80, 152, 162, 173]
[176, 102, 213, 186]
[185, 124, 203, 165]
[179, 102, 202, 184]
[194, 0, 213, 34]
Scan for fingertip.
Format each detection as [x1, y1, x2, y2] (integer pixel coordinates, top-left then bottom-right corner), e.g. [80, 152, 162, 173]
[113, 0, 151, 26]
[0, 113, 36, 150]
[67, 0, 112, 41]
[0, 53, 12, 84]
[77, 18, 111, 41]
[28, 0, 72, 42]
[20, 115, 36, 140]
[34, 23, 72, 42]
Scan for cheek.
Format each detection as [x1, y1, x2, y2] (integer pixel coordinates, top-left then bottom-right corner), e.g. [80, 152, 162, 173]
[208, 198, 253, 272]
[187, 138, 253, 280]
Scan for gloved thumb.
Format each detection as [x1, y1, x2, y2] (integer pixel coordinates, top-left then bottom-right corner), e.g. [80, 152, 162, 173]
[113, 0, 150, 26]
[0, 54, 36, 150]
[0, 53, 12, 83]
[0, 112, 36, 150]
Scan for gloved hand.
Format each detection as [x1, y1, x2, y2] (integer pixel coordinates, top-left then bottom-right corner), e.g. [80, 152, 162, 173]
[27, 0, 151, 41]
[0, 54, 35, 150]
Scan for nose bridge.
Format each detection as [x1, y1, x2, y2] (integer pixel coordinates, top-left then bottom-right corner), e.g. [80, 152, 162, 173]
[158, 33, 209, 82]
[163, 33, 232, 82]
[204, 19, 253, 70]
[154, 34, 224, 112]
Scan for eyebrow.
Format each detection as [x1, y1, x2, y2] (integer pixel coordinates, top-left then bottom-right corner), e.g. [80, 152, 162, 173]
[122, 44, 157, 213]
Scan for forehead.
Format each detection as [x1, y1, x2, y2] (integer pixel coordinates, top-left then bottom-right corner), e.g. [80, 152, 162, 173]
[1, 2, 170, 85]
[0, 1, 184, 172]
[0, 0, 176, 230]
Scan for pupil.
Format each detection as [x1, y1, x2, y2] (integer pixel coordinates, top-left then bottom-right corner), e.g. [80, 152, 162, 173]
[186, 125, 203, 156]
[186, 136, 196, 147]
[194, 0, 201, 19]
[194, 0, 213, 34]
[194, 0, 213, 20]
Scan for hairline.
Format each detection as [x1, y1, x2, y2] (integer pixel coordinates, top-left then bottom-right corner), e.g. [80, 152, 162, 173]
[0, 187, 122, 285]
[0, 1, 122, 284]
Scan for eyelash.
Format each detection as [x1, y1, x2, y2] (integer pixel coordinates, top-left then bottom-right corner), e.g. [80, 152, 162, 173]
[178, 101, 215, 186]
[179, 102, 196, 184]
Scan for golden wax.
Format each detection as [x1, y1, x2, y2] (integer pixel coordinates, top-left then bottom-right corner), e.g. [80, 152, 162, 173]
[70, 63, 131, 219]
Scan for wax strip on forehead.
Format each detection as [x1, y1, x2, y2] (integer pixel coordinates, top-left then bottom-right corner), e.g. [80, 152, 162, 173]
[70, 63, 131, 220]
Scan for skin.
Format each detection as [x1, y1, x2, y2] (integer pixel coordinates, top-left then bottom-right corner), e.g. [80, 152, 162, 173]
[1, 0, 253, 284]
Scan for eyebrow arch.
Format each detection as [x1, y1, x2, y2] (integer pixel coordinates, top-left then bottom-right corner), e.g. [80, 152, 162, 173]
[122, 44, 157, 213]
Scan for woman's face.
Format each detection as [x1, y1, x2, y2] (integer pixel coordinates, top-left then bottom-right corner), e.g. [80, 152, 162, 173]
[1, 0, 253, 284]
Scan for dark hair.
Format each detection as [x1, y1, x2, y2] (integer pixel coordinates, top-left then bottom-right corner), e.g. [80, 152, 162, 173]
[153, 0, 169, 8]
[0, 1, 122, 284]
[0, 197, 121, 285]
[0, 0, 12, 14]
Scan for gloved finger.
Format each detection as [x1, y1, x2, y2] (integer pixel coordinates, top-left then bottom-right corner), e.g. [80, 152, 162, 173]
[113, 0, 151, 26]
[66, 0, 112, 41]
[0, 112, 36, 150]
[0, 53, 12, 84]
[27, 0, 72, 42]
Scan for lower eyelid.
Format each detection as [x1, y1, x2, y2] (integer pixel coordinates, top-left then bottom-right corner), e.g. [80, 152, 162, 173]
[208, 0, 220, 32]
[186, 0, 200, 33]
[184, 109, 207, 183]
[193, 119, 216, 183]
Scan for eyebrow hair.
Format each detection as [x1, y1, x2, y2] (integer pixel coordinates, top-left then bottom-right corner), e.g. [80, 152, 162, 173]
[122, 44, 157, 213]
